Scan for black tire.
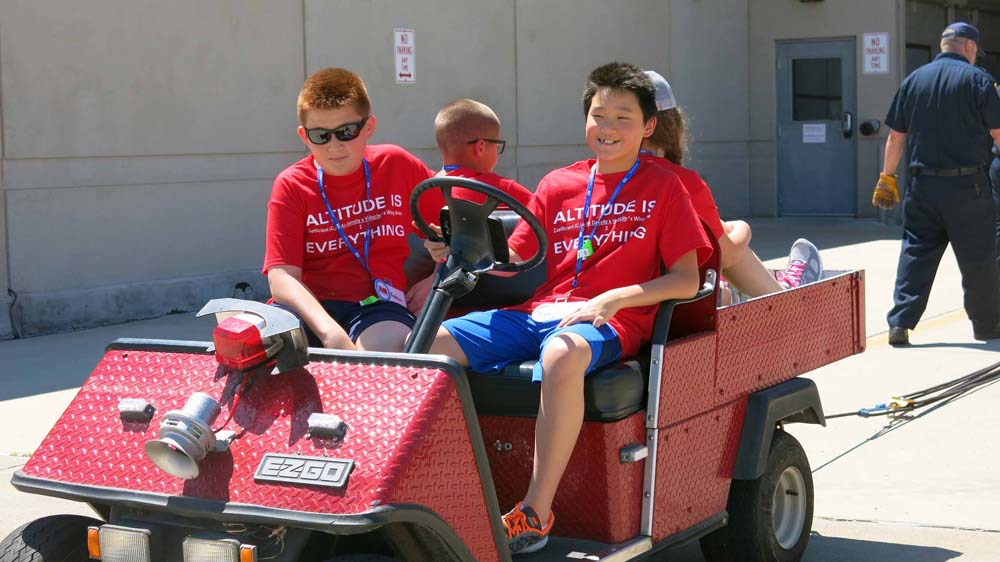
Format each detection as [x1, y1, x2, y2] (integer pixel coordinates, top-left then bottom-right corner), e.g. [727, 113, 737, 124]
[700, 430, 814, 562]
[327, 554, 400, 562]
[0, 515, 104, 562]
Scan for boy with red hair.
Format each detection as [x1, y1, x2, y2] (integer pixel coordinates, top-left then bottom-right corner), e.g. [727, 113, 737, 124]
[263, 67, 441, 352]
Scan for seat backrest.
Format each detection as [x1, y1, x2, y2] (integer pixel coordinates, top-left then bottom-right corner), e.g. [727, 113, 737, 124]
[665, 219, 720, 341]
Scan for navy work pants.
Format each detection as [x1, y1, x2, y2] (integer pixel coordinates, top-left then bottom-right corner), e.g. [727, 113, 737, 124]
[990, 156, 1000, 258]
[887, 173, 1000, 332]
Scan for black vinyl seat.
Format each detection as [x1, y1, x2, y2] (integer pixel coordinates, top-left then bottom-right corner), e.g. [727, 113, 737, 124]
[467, 357, 648, 422]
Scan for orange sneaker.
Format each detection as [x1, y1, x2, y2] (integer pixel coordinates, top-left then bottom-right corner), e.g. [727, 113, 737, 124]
[502, 502, 554, 555]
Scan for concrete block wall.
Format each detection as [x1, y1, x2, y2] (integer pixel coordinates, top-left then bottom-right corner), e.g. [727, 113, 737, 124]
[0, 0, 698, 337]
[0, 1, 305, 336]
[1, 0, 969, 337]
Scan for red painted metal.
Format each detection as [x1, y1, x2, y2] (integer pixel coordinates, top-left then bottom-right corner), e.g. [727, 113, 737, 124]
[479, 412, 645, 544]
[667, 222, 721, 342]
[391, 390, 500, 562]
[657, 332, 718, 427]
[21, 350, 496, 557]
[17, 269, 865, 557]
[652, 399, 745, 542]
[714, 271, 864, 406]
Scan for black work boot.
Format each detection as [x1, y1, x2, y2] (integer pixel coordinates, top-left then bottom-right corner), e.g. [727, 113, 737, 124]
[888, 327, 909, 346]
[973, 323, 1000, 340]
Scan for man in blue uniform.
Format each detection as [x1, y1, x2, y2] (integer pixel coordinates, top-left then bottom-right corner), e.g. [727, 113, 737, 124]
[874, 22, 1000, 346]
[990, 133, 1000, 263]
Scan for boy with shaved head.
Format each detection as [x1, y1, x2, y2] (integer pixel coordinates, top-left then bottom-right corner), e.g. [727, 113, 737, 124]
[405, 99, 532, 310]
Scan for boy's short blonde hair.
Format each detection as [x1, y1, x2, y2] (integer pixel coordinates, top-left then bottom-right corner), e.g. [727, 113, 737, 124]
[434, 99, 501, 151]
[297, 68, 371, 125]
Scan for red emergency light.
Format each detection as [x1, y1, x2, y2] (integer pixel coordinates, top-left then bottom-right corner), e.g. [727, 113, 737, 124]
[213, 314, 274, 372]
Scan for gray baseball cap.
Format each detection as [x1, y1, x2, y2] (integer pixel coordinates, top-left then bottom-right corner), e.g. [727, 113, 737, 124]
[644, 70, 677, 112]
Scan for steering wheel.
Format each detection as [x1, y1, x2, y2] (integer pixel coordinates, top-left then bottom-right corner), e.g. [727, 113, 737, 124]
[410, 177, 547, 274]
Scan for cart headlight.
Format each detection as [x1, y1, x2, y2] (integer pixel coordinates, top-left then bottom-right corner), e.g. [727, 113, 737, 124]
[97, 525, 152, 562]
[183, 537, 256, 562]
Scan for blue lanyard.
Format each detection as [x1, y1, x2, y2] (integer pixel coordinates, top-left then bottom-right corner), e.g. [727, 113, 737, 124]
[572, 158, 640, 288]
[316, 159, 373, 278]
[442, 165, 460, 172]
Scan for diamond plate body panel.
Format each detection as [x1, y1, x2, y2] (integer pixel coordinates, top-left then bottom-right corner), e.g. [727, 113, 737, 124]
[479, 412, 644, 543]
[22, 351, 482, 521]
[391, 390, 501, 562]
[715, 272, 863, 404]
[652, 399, 745, 542]
[657, 332, 718, 427]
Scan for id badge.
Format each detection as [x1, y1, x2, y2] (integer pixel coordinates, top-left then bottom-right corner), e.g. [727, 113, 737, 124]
[374, 279, 407, 307]
[577, 239, 595, 260]
[530, 301, 582, 323]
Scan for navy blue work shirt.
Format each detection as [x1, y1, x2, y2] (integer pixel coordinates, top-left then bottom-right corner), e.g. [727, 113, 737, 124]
[885, 52, 1000, 170]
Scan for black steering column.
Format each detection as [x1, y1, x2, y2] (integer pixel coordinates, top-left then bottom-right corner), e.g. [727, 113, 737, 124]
[404, 177, 547, 354]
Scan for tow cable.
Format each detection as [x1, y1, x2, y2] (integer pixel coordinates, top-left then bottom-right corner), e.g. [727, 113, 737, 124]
[826, 359, 1000, 420]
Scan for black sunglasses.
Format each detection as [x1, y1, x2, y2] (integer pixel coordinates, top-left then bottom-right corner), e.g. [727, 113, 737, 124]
[466, 138, 506, 155]
[305, 116, 370, 144]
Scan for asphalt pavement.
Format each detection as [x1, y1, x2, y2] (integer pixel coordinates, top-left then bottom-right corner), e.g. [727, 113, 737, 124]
[2, 218, 999, 561]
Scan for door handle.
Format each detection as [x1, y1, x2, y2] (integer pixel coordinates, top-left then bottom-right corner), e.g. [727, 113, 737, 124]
[842, 112, 853, 139]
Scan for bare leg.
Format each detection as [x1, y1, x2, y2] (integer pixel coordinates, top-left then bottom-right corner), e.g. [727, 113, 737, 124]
[355, 321, 411, 353]
[522, 333, 591, 522]
[427, 326, 470, 366]
[723, 249, 784, 298]
[718, 220, 752, 270]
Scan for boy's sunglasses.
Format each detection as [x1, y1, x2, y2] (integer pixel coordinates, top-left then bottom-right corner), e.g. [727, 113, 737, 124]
[467, 138, 506, 155]
[305, 116, 370, 144]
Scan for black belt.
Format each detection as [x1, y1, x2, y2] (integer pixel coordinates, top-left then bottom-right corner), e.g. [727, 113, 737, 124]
[911, 167, 984, 177]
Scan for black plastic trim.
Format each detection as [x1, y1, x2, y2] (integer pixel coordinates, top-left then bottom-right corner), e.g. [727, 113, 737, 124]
[107, 339, 215, 354]
[12, 472, 478, 560]
[732, 377, 825, 480]
[635, 511, 728, 560]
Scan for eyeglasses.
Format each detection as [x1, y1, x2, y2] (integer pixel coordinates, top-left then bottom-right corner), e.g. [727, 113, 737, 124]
[305, 116, 370, 144]
[466, 138, 507, 155]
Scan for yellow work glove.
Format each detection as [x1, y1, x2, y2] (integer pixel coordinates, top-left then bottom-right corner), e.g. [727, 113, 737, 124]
[872, 173, 900, 210]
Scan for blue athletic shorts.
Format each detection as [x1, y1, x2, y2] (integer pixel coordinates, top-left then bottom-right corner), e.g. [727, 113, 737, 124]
[441, 309, 622, 382]
[274, 300, 414, 346]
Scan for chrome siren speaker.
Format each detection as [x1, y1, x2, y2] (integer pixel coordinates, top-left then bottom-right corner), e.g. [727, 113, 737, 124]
[144, 392, 221, 479]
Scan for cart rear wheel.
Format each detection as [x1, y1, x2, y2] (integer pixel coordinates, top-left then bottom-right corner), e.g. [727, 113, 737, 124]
[327, 554, 399, 562]
[700, 430, 814, 562]
[0, 515, 103, 562]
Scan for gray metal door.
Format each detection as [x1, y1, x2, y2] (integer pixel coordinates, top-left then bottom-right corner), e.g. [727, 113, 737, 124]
[777, 39, 857, 216]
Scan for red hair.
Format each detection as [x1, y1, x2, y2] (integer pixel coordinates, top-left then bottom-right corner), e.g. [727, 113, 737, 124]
[296, 68, 371, 125]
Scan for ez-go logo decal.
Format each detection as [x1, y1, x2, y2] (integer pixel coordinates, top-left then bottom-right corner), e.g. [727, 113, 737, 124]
[254, 453, 354, 488]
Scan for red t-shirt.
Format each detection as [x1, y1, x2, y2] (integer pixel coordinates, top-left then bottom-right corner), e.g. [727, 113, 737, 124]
[440, 166, 533, 207]
[640, 154, 725, 240]
[506, 159, 712, 358]
[262, 144, 441, 302]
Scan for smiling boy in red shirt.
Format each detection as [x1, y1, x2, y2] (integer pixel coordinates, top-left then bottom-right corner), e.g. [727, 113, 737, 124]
[426, 62, 711, 555]
[405, 98, 534, 311]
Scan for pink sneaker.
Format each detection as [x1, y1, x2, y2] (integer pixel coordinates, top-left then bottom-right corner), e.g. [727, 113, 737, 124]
[777, 239, 823, 289]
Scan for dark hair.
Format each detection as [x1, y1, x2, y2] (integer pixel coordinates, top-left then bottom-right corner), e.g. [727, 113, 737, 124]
[646, 108, 688, 165]
[582, 62, 657, 122]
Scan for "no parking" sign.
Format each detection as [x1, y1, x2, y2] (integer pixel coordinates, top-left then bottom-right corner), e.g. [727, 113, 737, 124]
[394, 28, 415, 84]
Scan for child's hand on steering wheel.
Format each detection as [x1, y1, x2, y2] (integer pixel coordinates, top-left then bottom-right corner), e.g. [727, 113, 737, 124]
[419, 222, 450, 262]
